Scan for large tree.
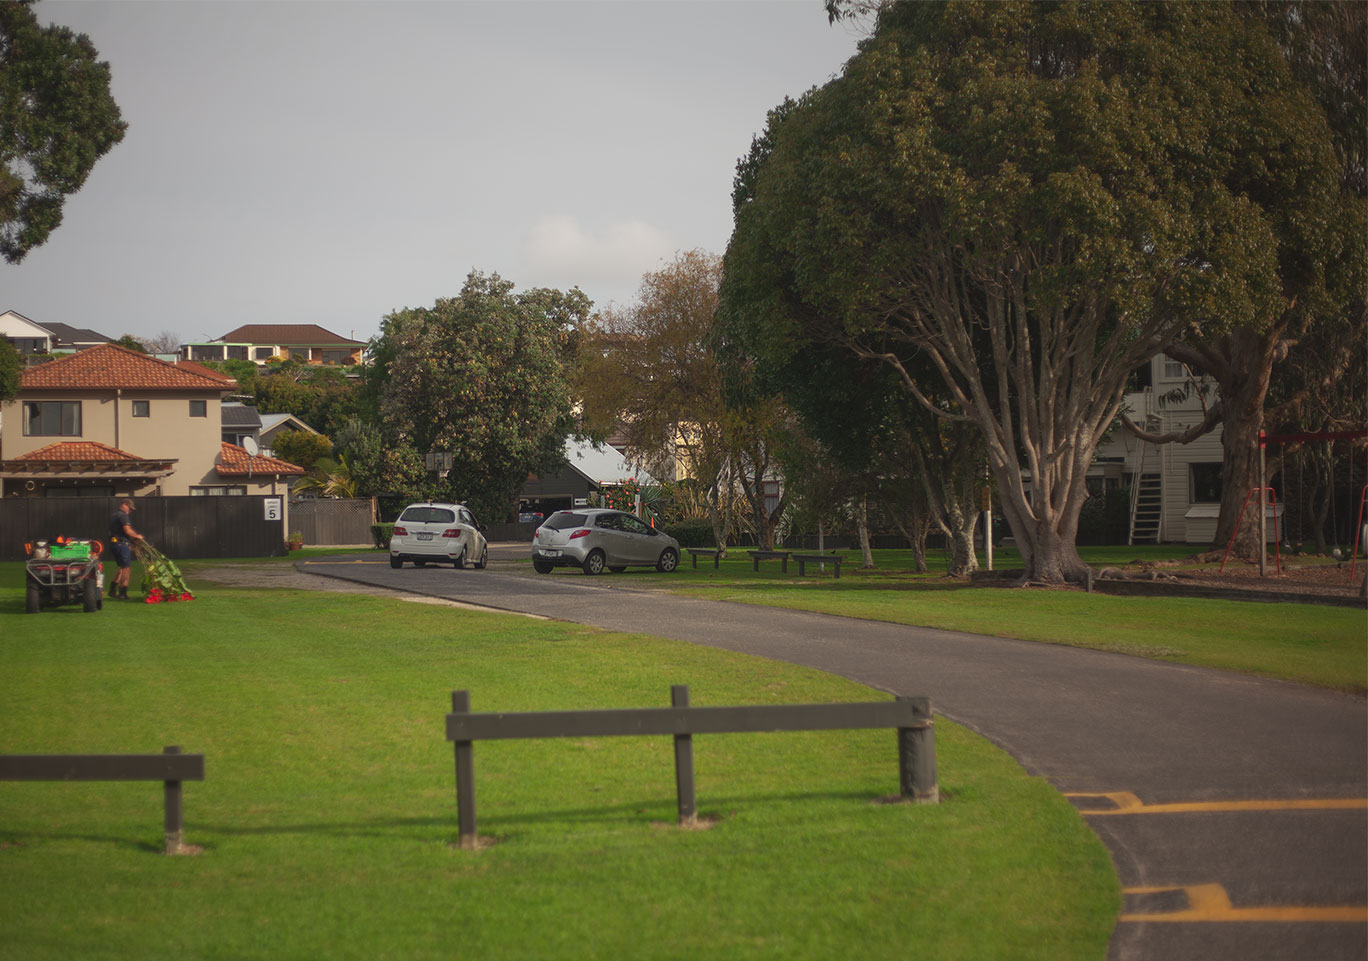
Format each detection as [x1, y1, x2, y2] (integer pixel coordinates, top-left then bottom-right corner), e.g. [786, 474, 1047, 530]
[1124, 1, 1366, 557]
[1, 0, 126, 262]
[718, 1, 1347, 583]
[368, 270, 588, 523]
[577, 249, 793, 550]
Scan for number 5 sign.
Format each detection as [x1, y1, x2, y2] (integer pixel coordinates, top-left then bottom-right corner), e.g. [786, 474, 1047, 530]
[264, 497, 283, 522]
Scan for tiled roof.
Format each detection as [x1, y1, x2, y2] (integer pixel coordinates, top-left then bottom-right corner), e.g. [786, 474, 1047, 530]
[20, 343, 236, 391]
[217, 324, 364, 346]
[15, 441, 150, 462]
[217, 442, 307, 476]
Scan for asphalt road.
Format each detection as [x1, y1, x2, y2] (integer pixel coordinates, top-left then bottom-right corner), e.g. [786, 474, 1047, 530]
[299, 547, 1368, 961]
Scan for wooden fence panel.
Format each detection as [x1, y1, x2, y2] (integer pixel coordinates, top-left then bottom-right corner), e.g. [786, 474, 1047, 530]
[0, 496, 287, 560]
[289, 498, 374, 545]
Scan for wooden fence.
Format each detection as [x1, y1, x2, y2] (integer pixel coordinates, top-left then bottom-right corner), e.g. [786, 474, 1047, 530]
[289, 498, 375, 545]
[445, 686, 937, 849]
[0, 496, 287, 561]
[0, 746, 205, 854]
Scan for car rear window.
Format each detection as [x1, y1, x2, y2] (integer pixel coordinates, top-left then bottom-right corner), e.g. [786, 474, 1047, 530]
[400, 507, 456, 524]
[544, 512, 587, 530]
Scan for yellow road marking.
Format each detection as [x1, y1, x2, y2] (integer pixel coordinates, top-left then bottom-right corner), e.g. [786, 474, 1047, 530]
[1122, 884, 1368, 923]
[1067, 791, 1368, 815]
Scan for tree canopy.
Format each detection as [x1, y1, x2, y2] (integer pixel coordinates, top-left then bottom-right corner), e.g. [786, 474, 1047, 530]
[0, 0, 126, 263]
[718, 0, 1351, 582]
[577, 250, 795, 549]
[0, 336, 20, 401]
[366, 270, 588, 522]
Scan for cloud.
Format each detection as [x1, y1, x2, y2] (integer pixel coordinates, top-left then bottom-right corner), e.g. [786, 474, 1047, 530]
[523, 216, 675, 305]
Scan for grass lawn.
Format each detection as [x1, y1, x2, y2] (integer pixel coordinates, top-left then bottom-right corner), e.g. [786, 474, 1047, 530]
[0, 570, 1117, 961]
[610, 547, 1364, 694]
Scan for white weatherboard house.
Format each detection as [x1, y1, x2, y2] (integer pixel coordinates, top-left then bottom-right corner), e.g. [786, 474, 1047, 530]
[1090, 353, 1278, 545]
[0, 310, 55, 355]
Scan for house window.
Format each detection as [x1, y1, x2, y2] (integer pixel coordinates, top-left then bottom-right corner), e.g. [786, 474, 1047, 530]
[254, 347, 274, 360]
[189, 400, 207, 417]
[1190, 463, 1223, 503]
[1161, 355, 1187, 381]
[132, 400, 150, 417]
[321, 349, 350, 365]
[23, 401, 81, 436]
[190, 485, 247, 496]
[762, 479, 781, 516]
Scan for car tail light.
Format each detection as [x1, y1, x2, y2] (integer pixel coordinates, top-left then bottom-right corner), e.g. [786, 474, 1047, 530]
[442, 528, 463, 539]
[393, 526, 408, 535]
[569, 529, 591, 540]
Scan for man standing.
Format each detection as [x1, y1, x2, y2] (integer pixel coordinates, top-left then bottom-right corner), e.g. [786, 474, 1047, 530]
[107, 498, 143, 600]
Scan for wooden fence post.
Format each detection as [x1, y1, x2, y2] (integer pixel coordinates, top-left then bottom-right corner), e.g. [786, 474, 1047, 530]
[162, 745, 185, 854]
[897, 696, 938, 804]
[672, 685, 696, 824]
[452, 691, 478, 849]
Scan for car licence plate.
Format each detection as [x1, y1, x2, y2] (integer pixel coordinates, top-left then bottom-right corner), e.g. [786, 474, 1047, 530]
[540, 549, 560, 558]
[417, 532, 433, 541]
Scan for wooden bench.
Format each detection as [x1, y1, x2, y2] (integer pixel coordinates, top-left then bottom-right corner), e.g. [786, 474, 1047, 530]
[686, 547, 723, 569]
[747, 549, 791, 573]
[792, 553, 844, 578]
[0, 745, 205, 854]
[446, 687, 936, 849]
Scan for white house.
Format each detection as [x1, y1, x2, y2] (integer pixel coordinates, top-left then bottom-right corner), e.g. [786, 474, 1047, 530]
[0, 310, 55, 355]
[1091, 354, 1278, 545]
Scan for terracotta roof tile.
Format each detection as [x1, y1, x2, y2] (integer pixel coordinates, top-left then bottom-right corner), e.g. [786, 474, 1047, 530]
[16, 441, 151, 462]
[21, 343, 236, 391]
[217, 442, 307, 476]
[217, 323, 364, 346]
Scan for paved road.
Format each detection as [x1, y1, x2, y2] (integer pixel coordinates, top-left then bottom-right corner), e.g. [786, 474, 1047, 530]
[300, 549, 1367, 961]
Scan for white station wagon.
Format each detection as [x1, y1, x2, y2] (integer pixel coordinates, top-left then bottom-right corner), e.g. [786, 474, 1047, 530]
[389, 502, 489, 570]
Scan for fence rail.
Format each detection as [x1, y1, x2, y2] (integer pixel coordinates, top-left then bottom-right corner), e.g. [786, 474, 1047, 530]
[446, 686, 937, 849]
[0, 745, 205, 854]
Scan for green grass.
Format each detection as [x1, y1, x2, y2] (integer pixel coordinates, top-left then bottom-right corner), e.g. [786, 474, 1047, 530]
[0, 573, 1117, 961]
[513, 545, 1366, 693]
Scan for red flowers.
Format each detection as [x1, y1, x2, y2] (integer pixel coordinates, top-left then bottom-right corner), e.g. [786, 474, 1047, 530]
[143, 588, 195, 604]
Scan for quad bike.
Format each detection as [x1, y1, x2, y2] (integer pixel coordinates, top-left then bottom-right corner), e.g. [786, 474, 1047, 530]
[24, 540, 104, 614]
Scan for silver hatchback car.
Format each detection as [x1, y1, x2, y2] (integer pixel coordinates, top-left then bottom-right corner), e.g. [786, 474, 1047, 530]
[532, 508, 680, 575]
[389, 502, 489, 570]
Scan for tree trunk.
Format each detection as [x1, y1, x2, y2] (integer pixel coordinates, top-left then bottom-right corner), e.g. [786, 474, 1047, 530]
[1024, 519, 1090, 583]
[857, 496, 875, 569]
[1205, 328, 1280, 560]
[940, 500, 979, 577]
[1311, 476, 1331, 554]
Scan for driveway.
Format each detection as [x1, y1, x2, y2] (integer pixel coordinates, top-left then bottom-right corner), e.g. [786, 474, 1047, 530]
[292, 547, 1367, 961]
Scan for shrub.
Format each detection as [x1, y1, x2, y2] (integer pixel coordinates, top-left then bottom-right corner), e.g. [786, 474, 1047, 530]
[664, 519, 716, 548]
[371, 523, 394, 549]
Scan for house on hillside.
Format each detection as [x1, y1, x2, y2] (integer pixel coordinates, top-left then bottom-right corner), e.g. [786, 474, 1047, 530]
[1, 310, 116, 357]
[221, 402, 264, 449]
[0, 310, 55, 355]
[182, 324, 367, 368]
[258, 412, 321, 457]
[41, 322, 114, 352]
[0, 344, 305, 499]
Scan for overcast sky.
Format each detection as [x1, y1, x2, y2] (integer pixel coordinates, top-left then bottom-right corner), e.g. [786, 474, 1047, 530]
[6, 1, 864, 346]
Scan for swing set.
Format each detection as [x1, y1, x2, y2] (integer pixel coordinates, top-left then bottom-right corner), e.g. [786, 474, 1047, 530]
[1221, 428, 1368, 575]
